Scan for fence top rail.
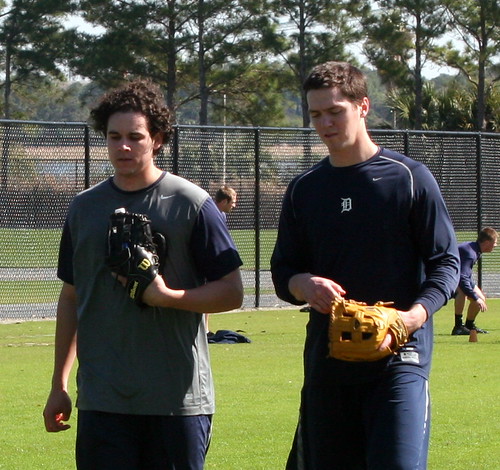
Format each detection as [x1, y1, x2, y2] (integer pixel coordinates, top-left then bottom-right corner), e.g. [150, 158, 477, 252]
[369, 129, 499, 138]
[0, 119, 87, 127]
[174, 125, 500, 138]
[0, 119, 498, 139]
[175, 124, 316, 132]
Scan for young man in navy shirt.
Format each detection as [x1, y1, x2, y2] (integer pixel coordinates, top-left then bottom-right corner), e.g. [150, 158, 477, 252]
[271, 61, 460, 469]
[214, 184, 237, 219]
[452, 227, 497, 335]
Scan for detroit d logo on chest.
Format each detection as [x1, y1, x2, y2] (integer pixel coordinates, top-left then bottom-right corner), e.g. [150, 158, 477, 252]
[341, 198, 352, 213]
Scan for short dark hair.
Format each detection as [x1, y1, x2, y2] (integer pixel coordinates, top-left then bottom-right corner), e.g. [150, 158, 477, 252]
[214, 185, 236, 203]
[477, 227, 498, 243]
[303, 61, 368, 105]
[89, 79, 173, 154]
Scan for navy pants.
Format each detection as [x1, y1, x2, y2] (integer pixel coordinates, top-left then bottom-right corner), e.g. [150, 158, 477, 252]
[287, 372, 430, 470]
[76, 410, 212, 470]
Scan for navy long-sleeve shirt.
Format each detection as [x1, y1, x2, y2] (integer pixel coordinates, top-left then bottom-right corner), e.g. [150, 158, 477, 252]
[271, 148, 460, 381]
[457, 241, 481, 299]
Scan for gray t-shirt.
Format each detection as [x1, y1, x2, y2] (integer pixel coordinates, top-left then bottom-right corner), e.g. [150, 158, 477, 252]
[58, 172, 242, 416]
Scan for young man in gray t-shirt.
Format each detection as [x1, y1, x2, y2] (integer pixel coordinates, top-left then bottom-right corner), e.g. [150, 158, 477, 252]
[43, 79, 243, 470]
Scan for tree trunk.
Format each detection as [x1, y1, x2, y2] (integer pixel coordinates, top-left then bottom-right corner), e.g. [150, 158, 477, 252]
[414, 14, 423, 130]
[476, 6, 487, 130]
[166, 0, 177, 115]
[198, 0, 208, 125]
[4, 43, 12, 119]
[298, 1, 309, 128]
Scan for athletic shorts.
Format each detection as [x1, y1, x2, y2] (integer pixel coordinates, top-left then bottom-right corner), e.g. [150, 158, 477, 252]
[76, 410, 212, 470]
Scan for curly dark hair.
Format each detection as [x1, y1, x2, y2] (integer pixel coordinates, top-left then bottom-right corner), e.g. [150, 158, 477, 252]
[89, 79, 173, 154]
[303, 61, 368, 105]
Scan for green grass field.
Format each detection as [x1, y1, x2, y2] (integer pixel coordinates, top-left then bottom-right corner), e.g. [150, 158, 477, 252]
[0, 228, 276, 271]
[2, 227, 499, 305]
[0, 228, 61, 267]
[0, 302, 499, 469]
[0, 227, 479, 271]
[0, 228, 280, 304]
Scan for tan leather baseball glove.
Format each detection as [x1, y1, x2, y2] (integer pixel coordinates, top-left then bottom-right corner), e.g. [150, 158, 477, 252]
[328, 298, 409, 361]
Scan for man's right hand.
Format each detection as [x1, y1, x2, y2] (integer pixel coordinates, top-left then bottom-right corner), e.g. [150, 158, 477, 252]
[289, 273, 346, 314]
[43, 389, 72, 432]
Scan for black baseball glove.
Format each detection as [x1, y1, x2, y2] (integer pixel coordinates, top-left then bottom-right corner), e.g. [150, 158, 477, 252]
[106, 208, 166, 306]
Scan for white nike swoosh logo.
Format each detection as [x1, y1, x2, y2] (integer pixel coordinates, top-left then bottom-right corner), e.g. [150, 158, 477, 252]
[160, 195, 175, 200]
[372, 177, 383, 181]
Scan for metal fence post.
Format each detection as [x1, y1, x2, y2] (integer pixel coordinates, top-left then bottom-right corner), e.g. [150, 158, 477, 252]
[84, 124, 90, 189]
[1, 123, 12, 193]
[172, 126, 179, 175]
[403, 130, 409, 157]
[254, 128, 261, 308]
[476, 132, 483, 287]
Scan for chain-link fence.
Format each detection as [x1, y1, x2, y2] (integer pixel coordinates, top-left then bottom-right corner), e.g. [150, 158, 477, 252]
[1, 120, 499, 321]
